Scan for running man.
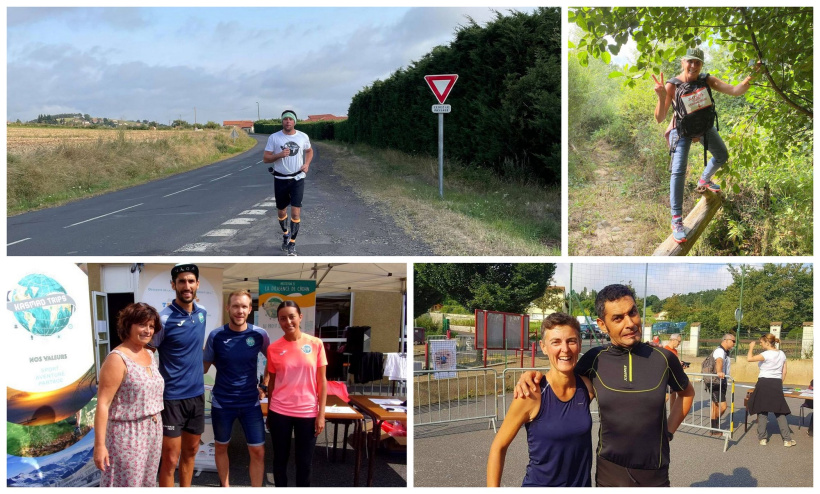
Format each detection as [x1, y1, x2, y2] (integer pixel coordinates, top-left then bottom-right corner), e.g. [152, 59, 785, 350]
[204, 290, 270, 487]
[515, 284, 695, 487]
[263, 110, 313, 256]
[153, 263, 208, 487]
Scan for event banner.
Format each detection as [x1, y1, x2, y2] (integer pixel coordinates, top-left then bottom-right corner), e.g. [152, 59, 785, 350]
[258, 279, 316, 340]
[6, 263, 99, 487]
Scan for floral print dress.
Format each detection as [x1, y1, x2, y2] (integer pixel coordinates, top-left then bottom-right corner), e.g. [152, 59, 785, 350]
[100, 349, 164, 487]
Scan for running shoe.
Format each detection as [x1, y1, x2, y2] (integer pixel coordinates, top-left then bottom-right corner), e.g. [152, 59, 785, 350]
[784, 439, 796, 447]
[281, 234, 289, 252]
[287, 242, 297, 256]
[759, 439, 768, 446]
[671, 217, 687, 243]
[697, 178, 721, 193]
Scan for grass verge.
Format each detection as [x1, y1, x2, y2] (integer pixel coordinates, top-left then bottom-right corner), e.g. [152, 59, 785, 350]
[7, 129, 257, 215]
[317, 141, 560, 255]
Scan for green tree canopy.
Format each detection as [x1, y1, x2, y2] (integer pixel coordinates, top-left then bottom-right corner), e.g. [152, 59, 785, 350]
[415, 263, 555, 314]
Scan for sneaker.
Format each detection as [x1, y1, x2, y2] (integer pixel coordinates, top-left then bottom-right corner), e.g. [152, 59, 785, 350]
[698, 178, 721, 193]
[671, 217, 687, 243]
[287, 242, 297, 256]
[759, 439, 768, 446]
[281, 234, 289, 252]
[784, 439, 796, 447]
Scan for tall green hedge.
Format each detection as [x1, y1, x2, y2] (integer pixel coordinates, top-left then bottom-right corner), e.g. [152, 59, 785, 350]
[345, 8, 560, 184]
[255, 9, 560, 184]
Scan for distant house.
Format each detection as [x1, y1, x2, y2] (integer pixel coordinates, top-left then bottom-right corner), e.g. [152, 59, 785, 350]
[302, 114, 347, 123]
[223, 120, 254, 133]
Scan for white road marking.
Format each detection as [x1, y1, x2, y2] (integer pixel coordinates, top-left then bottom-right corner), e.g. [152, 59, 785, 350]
[238, 166, 252, 171]
[223, 218, 256, 225]
[210, 174, 233, 182]
[204, 229, 237, 237]
[64, 203, 144, 228]
[175, 242, 212, 252]
[256, 160, 264, 164]
[240, 210, 267, 215]
[7, 238, 31, 246]
[163, 184, 201, 197]
[256, 202, 276, 207]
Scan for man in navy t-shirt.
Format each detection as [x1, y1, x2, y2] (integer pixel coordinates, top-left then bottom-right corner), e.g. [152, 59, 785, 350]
[204, 290, 270, 487]
[152, 263, 207, 487]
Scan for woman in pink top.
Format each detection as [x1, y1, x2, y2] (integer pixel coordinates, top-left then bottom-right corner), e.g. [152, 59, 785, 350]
[93, 303, 164, 487]
[264, 301, 327, 487]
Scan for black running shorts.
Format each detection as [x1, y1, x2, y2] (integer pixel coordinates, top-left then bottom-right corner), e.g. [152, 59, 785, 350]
[596, 456, 670, 487]
[161, 394, 205, 438]
[274, 177, 305, 210]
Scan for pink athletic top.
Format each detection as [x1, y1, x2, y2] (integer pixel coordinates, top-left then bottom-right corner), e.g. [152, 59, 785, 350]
[266, 334, 327, 418]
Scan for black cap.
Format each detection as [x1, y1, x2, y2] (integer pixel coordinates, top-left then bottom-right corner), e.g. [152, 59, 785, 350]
[171, 263, 199, 281]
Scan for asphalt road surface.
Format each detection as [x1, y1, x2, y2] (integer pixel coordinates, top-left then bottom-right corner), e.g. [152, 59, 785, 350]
[7, 135, 433, 256]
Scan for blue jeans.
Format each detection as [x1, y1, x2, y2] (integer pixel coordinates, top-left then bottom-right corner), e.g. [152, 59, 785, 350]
[211, 405, 266, 446]
[669, 126, 728, 216]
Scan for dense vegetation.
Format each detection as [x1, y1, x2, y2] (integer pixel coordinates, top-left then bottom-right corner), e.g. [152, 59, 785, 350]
[567, 264, 812, 340]
[569, 7, 812, 255]
[277, 8, 561, 184]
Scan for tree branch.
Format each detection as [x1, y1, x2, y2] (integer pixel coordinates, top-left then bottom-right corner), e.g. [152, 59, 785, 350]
[743, 7, 813, 119]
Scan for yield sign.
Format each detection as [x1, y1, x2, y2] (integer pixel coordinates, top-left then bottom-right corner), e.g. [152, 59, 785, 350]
[424, 74, 458, 104]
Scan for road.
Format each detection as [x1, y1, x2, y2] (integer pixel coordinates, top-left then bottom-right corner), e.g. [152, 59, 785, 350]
[7, 135, 433, 256]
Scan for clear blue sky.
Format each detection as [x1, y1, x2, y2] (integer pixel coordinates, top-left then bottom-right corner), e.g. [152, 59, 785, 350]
[7, 6, 530, 124]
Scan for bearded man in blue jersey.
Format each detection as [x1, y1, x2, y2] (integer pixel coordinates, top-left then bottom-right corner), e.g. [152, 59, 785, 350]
[204, 290, 270, 487]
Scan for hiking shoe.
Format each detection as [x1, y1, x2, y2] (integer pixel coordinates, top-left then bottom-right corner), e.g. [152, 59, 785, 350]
[698, 178, 721, 193]
[784, 439, 796, 447]
[287, 242, 297, 256]
[759, 439, 768, 446]
[281, 234, 289, 252]
[671, 217, 687, 243]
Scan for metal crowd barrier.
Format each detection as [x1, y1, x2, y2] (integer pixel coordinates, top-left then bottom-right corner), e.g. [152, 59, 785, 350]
[499, 367, 600, 420]
[349, 378, 406, 397]
[413, 369, 498, 432]
[675, 372, 736, 452]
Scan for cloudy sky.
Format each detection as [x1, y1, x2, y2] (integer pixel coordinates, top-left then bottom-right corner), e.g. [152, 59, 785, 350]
[552, 263, 769, 300]
[7, 6, 526, 124]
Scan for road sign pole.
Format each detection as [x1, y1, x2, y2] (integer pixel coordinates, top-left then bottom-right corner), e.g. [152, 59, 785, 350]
[438, 112, 444, 198]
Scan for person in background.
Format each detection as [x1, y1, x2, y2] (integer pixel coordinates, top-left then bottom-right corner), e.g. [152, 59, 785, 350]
[487, 312, 593, 487]
[708, 334, 735, 436]
[663, 334, 687, 412]
[746, 334, 795, 447]
[94, 303, 164, 487]
[263, 301, 327, 487]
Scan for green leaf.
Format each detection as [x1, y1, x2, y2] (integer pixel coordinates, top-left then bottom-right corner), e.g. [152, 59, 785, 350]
[608, 71, 624, 78]
[568, 40, 576, 49]
[602, 51, 611, 64]
[732, 184, 740, 194]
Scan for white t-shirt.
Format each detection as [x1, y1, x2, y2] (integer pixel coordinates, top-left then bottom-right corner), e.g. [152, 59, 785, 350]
[712, 346, 731, 376]
[758, 349, 786, 379]
[264, 130, 311, 179]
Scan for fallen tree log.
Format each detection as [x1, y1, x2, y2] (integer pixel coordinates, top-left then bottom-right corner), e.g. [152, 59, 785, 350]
[653, 189, 725, 256]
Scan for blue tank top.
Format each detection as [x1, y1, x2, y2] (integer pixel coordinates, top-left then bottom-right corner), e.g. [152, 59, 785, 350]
[522, 374, 592, 487]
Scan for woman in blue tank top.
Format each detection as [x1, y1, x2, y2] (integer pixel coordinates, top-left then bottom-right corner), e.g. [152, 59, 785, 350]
[487, 313, 593, 487]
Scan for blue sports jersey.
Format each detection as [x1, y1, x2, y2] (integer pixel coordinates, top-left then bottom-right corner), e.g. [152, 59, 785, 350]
[204, 324, 270, 408]
[154, 301, 207, 401]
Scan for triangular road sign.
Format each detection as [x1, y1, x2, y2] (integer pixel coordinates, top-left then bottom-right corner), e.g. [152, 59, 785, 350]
[424, 74, 458, 104]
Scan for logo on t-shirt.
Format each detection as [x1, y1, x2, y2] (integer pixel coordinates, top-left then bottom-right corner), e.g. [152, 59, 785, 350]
[246, 336, 255, 347]
[282, 141, 301, 157]
[198, 313, 205, 324]
[301, 344, 312, 354]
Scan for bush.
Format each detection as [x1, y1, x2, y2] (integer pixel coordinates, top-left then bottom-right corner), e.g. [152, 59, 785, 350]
[414, 314, 443, 335]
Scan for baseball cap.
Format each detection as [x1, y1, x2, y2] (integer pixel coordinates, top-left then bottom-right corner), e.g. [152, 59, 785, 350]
[682, 48, 705, 62]
[171, 263, 199, 280]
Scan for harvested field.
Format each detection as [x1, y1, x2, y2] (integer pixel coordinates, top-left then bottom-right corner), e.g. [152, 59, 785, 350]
[7, 126, 220, 153]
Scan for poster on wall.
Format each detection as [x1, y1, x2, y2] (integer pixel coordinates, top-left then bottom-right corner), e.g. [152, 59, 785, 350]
[6, 263, 100, 486]
[430, 339, 457, 379]
[258, 279, 317, 340]
[135, 263, 224, 472]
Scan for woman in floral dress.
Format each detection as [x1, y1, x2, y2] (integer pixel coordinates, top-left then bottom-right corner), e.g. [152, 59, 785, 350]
[94, 303, 165, 487]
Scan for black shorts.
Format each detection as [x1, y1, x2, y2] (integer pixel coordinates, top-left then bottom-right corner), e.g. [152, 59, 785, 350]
[707, 379, 728, 403]
[161, 395, 205, 438]
[596, 456, 670, 487]
[274, 177, 305, 210]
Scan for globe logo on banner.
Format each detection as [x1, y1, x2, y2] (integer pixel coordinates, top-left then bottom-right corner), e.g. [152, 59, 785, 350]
[7, 274, 77, 337]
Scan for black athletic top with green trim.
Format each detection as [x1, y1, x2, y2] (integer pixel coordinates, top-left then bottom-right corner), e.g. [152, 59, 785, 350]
[576, 342, 689, 470]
